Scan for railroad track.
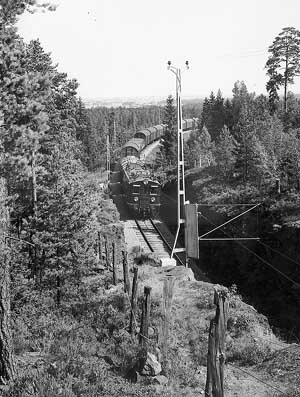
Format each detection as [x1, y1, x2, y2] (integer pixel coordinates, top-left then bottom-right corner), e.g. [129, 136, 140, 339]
[134, 218, 185, 266]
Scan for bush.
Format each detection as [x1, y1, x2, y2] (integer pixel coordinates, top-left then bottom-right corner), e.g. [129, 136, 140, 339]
[280, 388, 300, 397]
[226, 336, 271, 365]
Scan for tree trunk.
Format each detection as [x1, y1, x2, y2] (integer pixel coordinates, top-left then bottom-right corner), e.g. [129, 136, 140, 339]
[0, 179, 15, 384]
[32, 149, 37, 219]
[284, 49, 289, 114]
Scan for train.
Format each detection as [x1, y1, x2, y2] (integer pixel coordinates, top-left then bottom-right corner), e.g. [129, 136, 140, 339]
[118, 118, 199, 217]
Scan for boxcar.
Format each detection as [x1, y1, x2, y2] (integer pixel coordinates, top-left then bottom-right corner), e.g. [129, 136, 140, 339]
[120, 138, 145, 158]
[134, 129, 151, 145]
[134, 124, 167, 145]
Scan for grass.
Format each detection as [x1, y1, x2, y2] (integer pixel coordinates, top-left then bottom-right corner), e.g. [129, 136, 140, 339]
[7, 280, 162, 397]
[7, 255, 299, 396]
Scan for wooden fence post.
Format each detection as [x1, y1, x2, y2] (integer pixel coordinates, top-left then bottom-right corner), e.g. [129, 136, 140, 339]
[112, 241, 117, 285]
[98, 231, 102, 262]
[205, 287, 228, 397]
[129, 266, 138, 335]
[139, 286, 152, 347]
[122, 251, 130, 293]
[160, 277, 175, 365]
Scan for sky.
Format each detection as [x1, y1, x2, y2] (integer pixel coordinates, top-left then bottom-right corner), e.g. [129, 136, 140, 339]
[17, 0, 300, 100]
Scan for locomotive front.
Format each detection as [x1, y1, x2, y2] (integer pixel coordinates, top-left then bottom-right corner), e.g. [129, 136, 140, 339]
[120, 156, 161, 218]
[129, 177, 160, 218]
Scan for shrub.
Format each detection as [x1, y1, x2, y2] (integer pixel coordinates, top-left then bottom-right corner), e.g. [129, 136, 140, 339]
[226, 336, 271, 365]
[279, 388, 300, 397]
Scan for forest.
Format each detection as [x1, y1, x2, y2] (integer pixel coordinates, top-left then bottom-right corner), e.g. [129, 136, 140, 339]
[0, 1, 300, 396]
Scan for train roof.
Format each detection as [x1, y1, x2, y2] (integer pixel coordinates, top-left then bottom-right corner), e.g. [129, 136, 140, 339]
[120, 156, 160, 185]
[122, 138, 145, 152]
[134, 124, 166, 138]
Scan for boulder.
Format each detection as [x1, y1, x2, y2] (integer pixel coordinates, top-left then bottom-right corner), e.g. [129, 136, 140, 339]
[152, 374, 168, 385]
[140, 352, 162, 376]
[160, 258, 176, 267]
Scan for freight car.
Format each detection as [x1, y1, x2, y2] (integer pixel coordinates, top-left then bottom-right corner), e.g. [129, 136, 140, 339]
[134, 124, 166, 145]
[120, 156, 161, 218]
[120, 138, 145, 158]
[120, 119, 199, 160]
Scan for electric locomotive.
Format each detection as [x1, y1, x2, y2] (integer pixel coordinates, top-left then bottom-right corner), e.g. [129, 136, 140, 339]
[120, 156, 160, 218]
[117, 118, 199, 217]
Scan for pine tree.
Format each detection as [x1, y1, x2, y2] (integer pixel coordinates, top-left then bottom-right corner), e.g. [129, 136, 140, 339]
[200, 91, 226, 140]
[186, 126, 214, 169]
[224, 99, 234, 130]
[266, 27, 300, 113]
[0, 1, 55, 384]
[162, 95, 177, 166]
[214, 126, 237, 179]
[75, 97, 93, 166]
[0, 30, 50, 226]
[234, 108, 262, 185]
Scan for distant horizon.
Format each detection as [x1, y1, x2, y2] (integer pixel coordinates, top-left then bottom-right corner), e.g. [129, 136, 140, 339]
[83, 92, 300, 103]
[18, 0, 300, 100]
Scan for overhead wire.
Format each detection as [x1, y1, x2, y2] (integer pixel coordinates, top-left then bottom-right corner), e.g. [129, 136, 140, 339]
[258, 240, 300, 270]
[199, 212, 300, 289]
[162, 306, 286, 394]
[226, 363, 284, 394]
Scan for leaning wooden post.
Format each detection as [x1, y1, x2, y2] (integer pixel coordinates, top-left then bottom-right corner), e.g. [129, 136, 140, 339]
[129, 266, 138, 335]
[205, 287, 228, 397]
[112, 241, 117, 285]
[122, 251, 130, 293]
[161, 277, 175, 366]
[139, 286, 152, 347]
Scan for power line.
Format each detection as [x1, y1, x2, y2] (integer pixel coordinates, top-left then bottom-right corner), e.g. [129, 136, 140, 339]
[165, 311, 286, 394]
[227, 363, 284, 394]
[258, 240, 300, 270]
[199, 213, 300, 288]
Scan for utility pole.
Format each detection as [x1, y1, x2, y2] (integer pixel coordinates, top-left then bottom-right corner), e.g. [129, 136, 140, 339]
[168, 61, 189, 262]
[113, 120, 117, 148]
[105, 120, 110, 182]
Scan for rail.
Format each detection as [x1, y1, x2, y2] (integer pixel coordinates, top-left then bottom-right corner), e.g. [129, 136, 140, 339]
[134, 219, 154, 253]
[149, 218, 185, 266]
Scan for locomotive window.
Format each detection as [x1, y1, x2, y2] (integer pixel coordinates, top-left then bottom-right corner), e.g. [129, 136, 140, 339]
[133, 185, 140, 194]
[150, 185, 158, 195]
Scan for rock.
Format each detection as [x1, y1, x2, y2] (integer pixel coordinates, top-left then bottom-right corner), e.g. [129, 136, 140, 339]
[93, 264, 106, 272]
[155, 347, 163, 363]
[160, 258, 176, 267]
[159, 265, 195, 281]
[135, 371, 144, 383]
[140, 352, 162, 376]
[152, 374, 168, 385]
[148, 326, 155, 337]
